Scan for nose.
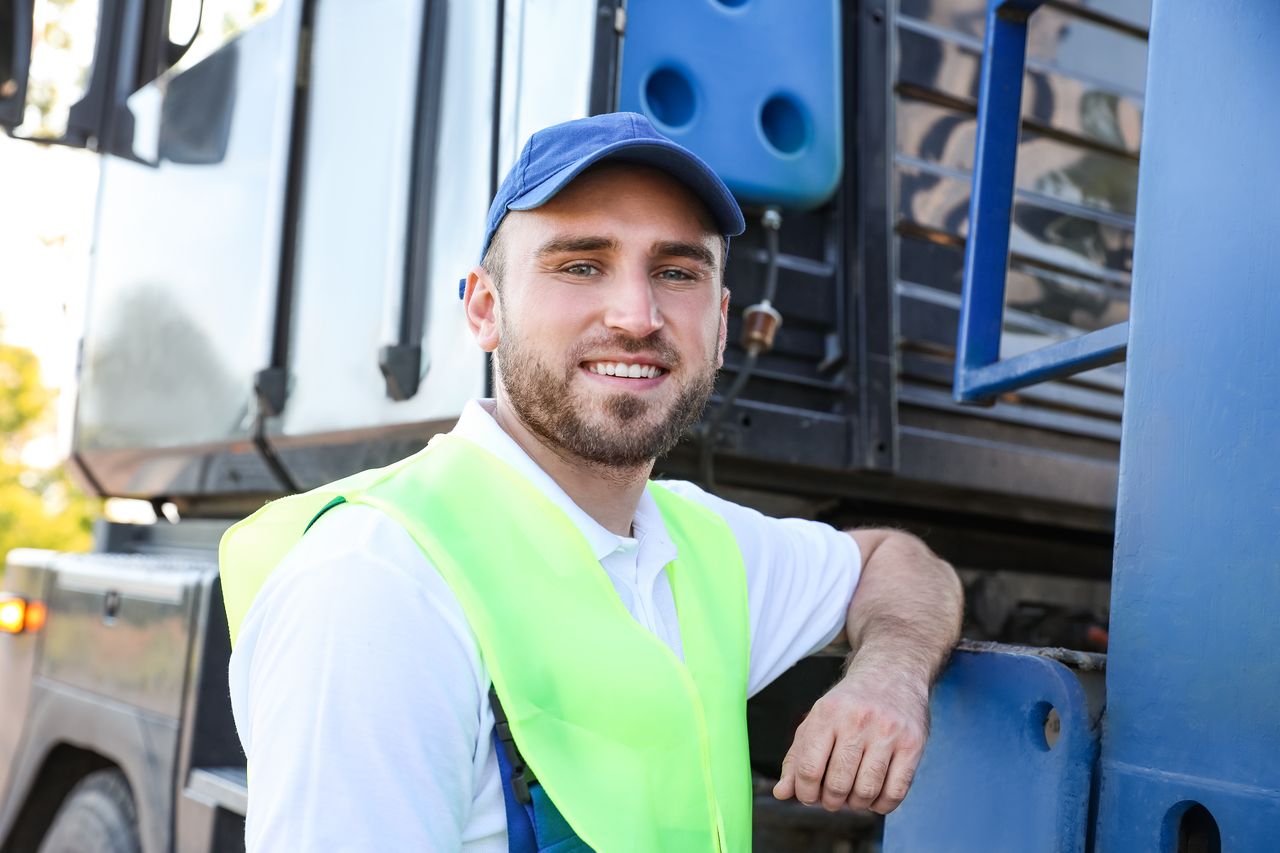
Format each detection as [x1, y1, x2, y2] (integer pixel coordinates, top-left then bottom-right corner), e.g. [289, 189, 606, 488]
[602, 262, 665, 339]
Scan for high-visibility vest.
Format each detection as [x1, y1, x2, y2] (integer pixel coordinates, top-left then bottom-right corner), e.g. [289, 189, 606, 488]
[219, 433, 752, 851]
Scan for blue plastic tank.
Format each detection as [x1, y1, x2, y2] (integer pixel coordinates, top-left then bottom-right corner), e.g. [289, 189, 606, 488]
[618, 0, 843, 211]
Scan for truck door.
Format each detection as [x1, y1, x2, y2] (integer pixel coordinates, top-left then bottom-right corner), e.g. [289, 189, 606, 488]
[88, 0, 311, 499]
[3, 1, 317, 498]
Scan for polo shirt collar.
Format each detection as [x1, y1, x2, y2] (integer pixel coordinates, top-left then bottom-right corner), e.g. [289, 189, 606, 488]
[451, 400, 673, 564]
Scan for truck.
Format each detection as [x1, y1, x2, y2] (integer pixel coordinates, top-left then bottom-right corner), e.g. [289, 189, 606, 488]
[0, 0, 1155, 849]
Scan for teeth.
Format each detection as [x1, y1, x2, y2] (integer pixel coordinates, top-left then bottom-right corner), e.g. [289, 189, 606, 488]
[587, 362, 662, 379]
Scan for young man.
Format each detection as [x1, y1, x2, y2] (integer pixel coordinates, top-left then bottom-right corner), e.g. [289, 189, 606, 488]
[221, 113, 963, 851]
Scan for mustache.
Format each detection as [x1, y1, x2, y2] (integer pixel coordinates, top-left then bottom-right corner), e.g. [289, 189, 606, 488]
[570, 332, 683, 368]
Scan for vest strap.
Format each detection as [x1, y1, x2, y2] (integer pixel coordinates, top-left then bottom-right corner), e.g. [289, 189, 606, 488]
[492, 689, 591, 851]
[490, 687, 538, 803]
[493, 725, 539, 853]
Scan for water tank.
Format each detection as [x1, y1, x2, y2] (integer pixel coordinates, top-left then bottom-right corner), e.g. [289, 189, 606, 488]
[618, 0, 843, 210]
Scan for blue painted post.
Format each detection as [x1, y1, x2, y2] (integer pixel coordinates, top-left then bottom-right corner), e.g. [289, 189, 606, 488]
[1097, 0, 1280, 847]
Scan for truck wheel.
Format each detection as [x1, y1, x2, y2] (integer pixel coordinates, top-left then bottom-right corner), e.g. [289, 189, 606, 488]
[37, 769, 141, 853]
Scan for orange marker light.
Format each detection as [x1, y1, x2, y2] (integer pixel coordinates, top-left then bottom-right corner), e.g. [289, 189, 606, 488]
[24, 600, 46, 633]
[0, 596, 27, 634]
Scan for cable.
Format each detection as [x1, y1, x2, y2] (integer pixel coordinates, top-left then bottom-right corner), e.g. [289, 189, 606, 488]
[699, 207, 784, 493]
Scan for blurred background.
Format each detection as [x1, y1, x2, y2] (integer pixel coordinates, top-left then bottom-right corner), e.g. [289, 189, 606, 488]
[0, 123, 98, 564]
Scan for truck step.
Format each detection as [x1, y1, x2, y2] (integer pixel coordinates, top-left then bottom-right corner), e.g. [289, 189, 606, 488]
[186, 766, 248, 817]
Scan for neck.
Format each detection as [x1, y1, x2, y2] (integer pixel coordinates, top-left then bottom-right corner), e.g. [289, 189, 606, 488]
[488, 399, 652, 537]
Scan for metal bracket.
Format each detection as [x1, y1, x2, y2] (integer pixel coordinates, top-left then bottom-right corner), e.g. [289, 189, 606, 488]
[378, 344, 422, 402]
[884, 647, 1101, 851]
[253, 367, 289, 418]
[380, 0, 446, 403]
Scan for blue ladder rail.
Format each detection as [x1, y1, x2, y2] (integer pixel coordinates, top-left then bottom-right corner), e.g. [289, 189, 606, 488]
[952, 0, 1128, 404]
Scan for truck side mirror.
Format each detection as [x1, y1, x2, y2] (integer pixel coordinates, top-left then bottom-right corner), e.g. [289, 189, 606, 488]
[2, 0, 205, 155]
[0, 0, 34, 131]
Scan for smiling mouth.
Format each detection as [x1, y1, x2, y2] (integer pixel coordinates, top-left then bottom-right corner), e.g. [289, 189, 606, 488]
[582, 361, 668, 380]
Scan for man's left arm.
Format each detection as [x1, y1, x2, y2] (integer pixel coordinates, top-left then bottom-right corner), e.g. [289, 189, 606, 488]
[772, 528, 963, 815]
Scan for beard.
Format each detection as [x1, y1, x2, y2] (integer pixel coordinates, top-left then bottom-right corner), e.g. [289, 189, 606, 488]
[496, 323, 718, 470]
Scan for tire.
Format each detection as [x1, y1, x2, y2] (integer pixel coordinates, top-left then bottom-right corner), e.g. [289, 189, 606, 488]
[37, 768, 141, 853]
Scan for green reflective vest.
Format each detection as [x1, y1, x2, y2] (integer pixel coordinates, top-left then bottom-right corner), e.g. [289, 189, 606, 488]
[219, 433, 752, 851]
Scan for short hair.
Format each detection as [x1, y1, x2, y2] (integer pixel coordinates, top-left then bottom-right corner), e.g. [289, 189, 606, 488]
[480, 223, 508, 290]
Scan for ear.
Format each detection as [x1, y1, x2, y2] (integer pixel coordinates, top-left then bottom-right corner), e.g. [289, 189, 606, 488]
[715, 287, 731, 369]
[464, 266, 501, 352]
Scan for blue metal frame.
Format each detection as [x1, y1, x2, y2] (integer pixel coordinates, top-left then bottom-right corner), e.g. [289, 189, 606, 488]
[952, 0, 1128, 403]
[908, 2, 1280, 849]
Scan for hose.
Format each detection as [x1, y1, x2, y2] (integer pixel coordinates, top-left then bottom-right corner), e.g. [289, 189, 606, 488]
[699, 207, 784, 493]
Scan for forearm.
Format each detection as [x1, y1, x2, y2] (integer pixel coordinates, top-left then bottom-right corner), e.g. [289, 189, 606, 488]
[773, 529, 964, 814]
[843, 529, 964, 688]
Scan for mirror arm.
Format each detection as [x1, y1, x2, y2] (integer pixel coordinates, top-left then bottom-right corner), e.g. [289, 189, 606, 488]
[164, 0, 204, 69]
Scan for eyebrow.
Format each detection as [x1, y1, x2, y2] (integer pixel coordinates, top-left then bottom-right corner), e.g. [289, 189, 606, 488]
[535, 236, 620, 257]
[533, 235, 718, 271]
[652, 240, 717, 271]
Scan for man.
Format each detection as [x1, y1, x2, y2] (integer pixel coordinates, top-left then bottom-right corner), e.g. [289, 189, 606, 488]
[221, 112, 962, 851]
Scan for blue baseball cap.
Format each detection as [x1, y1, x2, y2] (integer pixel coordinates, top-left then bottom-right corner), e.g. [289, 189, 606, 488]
[460, 112, 745, 298]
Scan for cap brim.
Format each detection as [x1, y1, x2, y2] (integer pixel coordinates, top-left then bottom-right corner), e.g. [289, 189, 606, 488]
[506, 138, 746, 237]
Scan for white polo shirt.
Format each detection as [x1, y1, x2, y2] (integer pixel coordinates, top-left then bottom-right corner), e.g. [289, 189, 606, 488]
[229, 400, 861, 851]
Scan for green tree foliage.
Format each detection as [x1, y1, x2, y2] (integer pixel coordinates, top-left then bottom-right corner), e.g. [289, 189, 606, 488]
[0, 341, 97, 563]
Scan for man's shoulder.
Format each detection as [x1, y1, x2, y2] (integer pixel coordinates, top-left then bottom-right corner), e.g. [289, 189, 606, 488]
[650, 478, 726, 511]
[650, 478, 707, 500]
[279, 502, 423, 575]
[651, 478, 860, 576]
[253, 503, 472, 639]
[651, 478, 769, 532]
[228, 504, 491, 812]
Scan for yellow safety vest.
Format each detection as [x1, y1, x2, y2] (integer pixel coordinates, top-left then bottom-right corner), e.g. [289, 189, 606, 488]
[219, 433, 752, 851]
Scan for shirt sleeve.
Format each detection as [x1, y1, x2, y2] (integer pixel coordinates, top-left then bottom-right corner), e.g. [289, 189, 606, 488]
[228, 504, 488, 852]
[656, 480, 863, 697]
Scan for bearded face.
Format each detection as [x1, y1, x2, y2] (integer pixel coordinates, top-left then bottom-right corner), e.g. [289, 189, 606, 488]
[496, 318, 719, 469]
[468, 163, 729, 471]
